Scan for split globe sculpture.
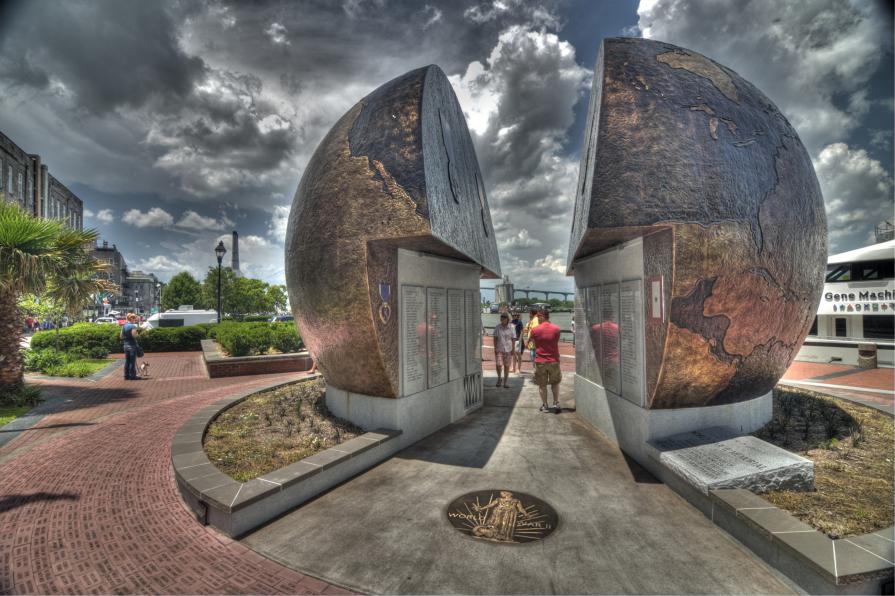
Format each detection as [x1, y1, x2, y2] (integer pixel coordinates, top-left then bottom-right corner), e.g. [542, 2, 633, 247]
[286, 65, 499, 444]
[568, 38, 827, 422]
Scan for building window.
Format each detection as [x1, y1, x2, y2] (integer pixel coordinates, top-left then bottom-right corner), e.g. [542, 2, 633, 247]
[825, 264, 851, 282]
[863, 315, 894, 340]
[6, 165, 11, 195]
[809, 317, 818, 336]
[826, 260, 895, 282]
[859, 260, 895, 281]
[17, 171, 23, 200]
[834, 318, 847, 338]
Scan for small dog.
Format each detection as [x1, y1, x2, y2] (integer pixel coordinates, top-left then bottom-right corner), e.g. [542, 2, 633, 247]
[139, 361, 150, 377]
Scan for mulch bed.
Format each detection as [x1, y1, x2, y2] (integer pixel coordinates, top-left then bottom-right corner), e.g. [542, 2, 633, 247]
[754, 386, 894, 537]
[203, 378, 361, 482]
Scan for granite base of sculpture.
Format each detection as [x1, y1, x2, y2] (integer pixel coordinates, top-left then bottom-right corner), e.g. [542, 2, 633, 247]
[567, 38, 827, 492]
[285, 65, 499, 448]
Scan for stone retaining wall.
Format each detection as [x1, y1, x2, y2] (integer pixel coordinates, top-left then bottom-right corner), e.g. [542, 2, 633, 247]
[172, 378, 402, 537]
[201, 339, 313, 378]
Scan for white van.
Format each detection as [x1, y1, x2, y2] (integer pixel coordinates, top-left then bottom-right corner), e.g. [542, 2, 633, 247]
[141, 308, 218, 329]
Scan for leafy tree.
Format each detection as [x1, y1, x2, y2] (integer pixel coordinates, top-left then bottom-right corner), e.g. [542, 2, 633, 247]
[161, 272, 206, 311]
[202, 267, 238, 314]
[0, 200, 106, 392]
[267, 284, 288, 312]
[202, 268, 287, 316]
[18, 294, 67, 324]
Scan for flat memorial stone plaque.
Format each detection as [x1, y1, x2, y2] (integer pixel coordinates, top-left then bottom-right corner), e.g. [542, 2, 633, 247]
[447, 289, 465, 381]
[402, 285, 427, 395]
[647, 427, 814, 494]
[427, 287, 448, 387]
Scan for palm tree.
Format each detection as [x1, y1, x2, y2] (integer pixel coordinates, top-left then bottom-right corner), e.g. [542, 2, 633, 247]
[0, 199, 110, 391]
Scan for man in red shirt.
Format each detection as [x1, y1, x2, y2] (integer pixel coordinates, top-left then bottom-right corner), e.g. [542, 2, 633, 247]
[530, 309, 562, 411]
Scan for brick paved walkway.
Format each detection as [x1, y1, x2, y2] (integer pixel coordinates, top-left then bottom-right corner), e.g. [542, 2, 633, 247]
[781, 361, 894, 415]
[0, 353, 349, 594]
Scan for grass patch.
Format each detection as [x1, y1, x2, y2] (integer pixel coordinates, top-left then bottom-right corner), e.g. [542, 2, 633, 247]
[203, 378, 361, 482]
[0, 405, 32, 426]
[754, 386, 894, 537]
[43, 359, 111, 378]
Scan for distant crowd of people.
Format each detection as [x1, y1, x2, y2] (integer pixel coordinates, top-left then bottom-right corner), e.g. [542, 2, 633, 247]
[492, 308, 562, 411]
[22, 316, 69, 333]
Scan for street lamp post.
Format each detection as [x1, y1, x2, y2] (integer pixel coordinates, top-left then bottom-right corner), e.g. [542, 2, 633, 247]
[155, 282, 161, 313]
[214, 241, 227, 324]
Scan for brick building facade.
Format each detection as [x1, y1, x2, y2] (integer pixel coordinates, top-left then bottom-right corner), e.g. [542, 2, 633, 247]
[124, 270, 161, 315]
[90, 240, 129, 308]
[0, 130, 83, 230]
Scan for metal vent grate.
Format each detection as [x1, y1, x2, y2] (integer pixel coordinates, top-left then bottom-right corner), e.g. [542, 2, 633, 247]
[463, 372, 482, 409]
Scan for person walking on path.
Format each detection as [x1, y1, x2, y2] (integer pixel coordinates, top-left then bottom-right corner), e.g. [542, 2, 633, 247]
[121, 313, 142, 380]
[510, 312, 524, 373]
[523, 308, 540, 367]
[531, 309, 562, 411]
[492, 312, 516, 388]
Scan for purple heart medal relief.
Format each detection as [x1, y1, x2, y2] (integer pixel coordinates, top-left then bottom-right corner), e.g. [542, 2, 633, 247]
[378, 282, 391, 325]
[446, 490, 558, 544]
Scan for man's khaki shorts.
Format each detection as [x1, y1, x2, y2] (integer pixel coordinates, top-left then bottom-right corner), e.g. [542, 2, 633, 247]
[534, 361, 562, 387]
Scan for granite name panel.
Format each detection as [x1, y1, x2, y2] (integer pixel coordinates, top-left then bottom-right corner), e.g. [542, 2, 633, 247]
[402, 285, 427, 395]
[427, 288, 448, 388]
[466, 290, 482, 373]
[619, 279, 643, 406]
[447, 289, 466, 381]
[600, 283, 620, 396]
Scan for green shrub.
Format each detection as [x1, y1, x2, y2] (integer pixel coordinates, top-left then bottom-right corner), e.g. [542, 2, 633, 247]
[243, 315, 271, 322]
[139, 326, 207, 352]
[45, 361, 96, 378]
[216, 322, 275, 356]
[195, 322, 217, 338]
[27, 320, 294, 356]
[23, 348, 66, 372]
[0, 384, 42, 408]
[271, 322, 302, 353]
[30, 323, 118, 354]
[69, 345, 110, 359]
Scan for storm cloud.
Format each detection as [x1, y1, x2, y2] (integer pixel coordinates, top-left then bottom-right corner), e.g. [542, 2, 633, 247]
[0, 0, 890, 287]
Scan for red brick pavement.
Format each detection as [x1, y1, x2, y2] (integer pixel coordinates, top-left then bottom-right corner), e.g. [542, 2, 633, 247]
[815, 366, 895, 391]
[779, 361, 855, 382]
[0, 353, 350, 594]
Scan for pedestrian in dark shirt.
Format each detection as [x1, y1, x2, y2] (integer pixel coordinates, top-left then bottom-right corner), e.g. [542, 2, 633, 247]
[121, 313, 142, 380]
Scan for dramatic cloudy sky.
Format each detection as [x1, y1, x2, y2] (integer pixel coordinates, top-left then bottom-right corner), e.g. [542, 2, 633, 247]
[0, 0, 891, 297]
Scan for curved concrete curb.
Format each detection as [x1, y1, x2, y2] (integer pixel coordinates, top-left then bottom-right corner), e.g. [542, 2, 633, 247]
[711, 489, 893, 595]
[172, 376, 401, 537]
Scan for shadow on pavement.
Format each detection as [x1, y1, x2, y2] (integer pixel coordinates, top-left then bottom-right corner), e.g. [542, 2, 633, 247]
[0, 422, 95, 433]
[0, 491, 79, 513]
[396, 376, 525, 469]
[31, 385, 141, 416]
[622, 452, 661, 484]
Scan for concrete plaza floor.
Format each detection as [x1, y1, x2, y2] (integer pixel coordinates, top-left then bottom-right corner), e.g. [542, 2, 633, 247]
[242, 372, 796, 595]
